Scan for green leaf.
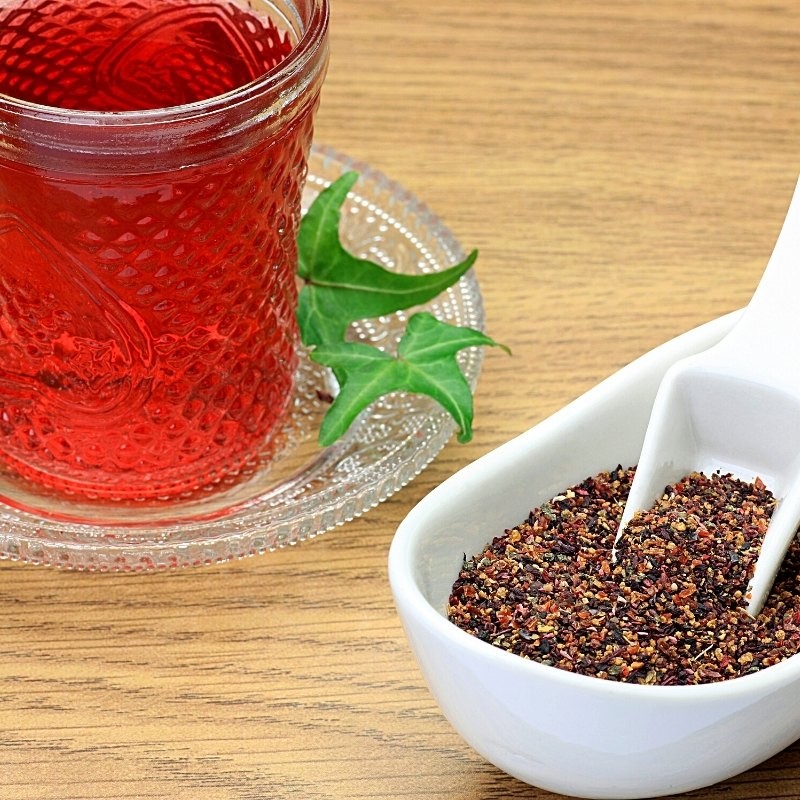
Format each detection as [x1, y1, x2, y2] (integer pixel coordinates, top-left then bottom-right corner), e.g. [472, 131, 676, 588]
[398, 311, 510, 362]
[310, 312, 508, 446]
[297, 171, 509, 446]
[297, 172, 478, 347]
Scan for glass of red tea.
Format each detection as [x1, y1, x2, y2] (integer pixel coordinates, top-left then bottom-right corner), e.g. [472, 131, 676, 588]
[0, 0, 329, 501]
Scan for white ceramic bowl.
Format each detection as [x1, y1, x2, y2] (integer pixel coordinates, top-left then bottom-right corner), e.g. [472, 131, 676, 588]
[388, 311, 800, 799]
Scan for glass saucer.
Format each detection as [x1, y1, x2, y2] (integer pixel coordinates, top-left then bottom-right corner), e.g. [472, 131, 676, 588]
[0, 144, 485, 571]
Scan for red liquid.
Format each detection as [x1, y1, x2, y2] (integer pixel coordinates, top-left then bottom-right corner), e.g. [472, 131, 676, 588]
[0, 0, 314, 499]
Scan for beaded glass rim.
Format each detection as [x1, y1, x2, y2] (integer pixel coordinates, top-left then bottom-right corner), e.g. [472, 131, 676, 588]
[0, 144, 486, 571]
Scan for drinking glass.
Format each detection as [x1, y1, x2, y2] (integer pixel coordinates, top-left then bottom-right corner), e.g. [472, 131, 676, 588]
[0, 0, 329, 501]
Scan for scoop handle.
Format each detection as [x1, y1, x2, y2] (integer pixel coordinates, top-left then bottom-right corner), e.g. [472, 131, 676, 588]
[716, 176, 800, 386]
[723, 176, 800, 616]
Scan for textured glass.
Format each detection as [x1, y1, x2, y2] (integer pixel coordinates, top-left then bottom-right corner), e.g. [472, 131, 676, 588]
[0, 146, 485, 570]
[0, 0, 328, 501]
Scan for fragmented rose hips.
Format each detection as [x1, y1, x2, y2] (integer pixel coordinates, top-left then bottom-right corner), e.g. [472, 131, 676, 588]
[448, 467, 800, 685]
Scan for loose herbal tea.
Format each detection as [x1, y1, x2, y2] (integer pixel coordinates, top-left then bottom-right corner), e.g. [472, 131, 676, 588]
[448, 467, 800, 685]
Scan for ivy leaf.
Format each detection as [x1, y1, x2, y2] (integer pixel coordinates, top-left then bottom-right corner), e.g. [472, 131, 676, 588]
[310, 312, 509, 446]
[297, 172, 478, 347]
[297, 171, 509, 446]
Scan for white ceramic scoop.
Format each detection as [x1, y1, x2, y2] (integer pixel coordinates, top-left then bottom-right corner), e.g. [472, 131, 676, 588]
[390, 309, 800, 799]
[616, 177, 800, 617]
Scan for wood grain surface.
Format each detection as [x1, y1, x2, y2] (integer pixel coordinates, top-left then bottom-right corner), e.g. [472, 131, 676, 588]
[3, 1, 800, 798]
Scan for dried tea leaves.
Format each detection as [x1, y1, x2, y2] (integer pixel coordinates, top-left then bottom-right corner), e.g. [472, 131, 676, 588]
[448, 468, 800, 685]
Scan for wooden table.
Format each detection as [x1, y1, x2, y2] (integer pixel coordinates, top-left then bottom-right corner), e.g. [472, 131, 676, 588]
[3, 1, 800, 797]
